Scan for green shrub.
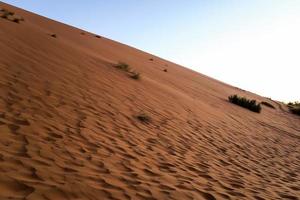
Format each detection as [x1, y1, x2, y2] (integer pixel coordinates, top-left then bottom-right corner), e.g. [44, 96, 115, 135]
[261, 101, 275, 109]
[228, 94, 262, 113]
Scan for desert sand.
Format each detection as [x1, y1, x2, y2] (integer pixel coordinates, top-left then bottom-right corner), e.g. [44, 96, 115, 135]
[0, 2, 299, 200]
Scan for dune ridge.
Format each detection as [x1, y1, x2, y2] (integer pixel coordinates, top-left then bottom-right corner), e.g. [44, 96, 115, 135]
[0, 2, 299, 200]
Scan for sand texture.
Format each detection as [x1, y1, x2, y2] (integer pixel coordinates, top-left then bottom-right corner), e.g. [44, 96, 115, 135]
[0, 2, 300, 200]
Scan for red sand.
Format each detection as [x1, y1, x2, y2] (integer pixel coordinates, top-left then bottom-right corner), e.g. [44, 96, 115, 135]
[0, 2, 299, 200]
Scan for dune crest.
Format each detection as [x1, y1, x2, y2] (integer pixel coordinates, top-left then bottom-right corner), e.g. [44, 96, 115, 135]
[0, 2, 299, 200]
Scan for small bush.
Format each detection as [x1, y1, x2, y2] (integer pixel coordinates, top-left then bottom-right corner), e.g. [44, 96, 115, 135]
[261, 101, 275, 109]
[50, 34, 57, 38]
[0, 8, 24, 23]
[18, 17, 24, 22]
[114, 62, 130, 72]
[163, 69, 168, 72]
[0, 11, 9, 19]
[12, 18, 20, 23]
[1, 14, 8, 19]
[228, 94, 262, 113]
[136, 113, 151, 123]
[95, 35, 101, 38]
[287, 102, 300, 116]
[114, 62, 141, 80]
[0, 9, 16, 20]
[129, 72, 140, 80]
[149, 58, 154, 61]
[290, 107, 300, 115]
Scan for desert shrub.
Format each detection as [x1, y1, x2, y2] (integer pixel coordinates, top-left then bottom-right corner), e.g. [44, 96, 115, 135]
[50, 34, 57, 38]
[129, 72, 140, 80]
[17, 16, 24, 21]
[149, 58, 154, 61]
[261, 101, 275, 109]
[163, 69, 168, 72]
[12, 18, 20, 23]
[95, 35, 101, 38]
[0, 9, 24, 23]
[287, 102, 300, 116]
[288, 101, 300, 110]
[290, 107, 300, 115]
[1, 14, 8, 19]
[114, 62, 130, 72]
[114, 62, 141, 80]
[136, 113, 151, 123]
[0, 9, 14, 19]
[0, 11, 9, 19]
[287, 101, 300, 106]
[228, 94, 262, 113]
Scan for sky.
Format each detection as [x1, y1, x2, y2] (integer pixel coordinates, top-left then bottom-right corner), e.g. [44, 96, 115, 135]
[3, 0, 300, 102]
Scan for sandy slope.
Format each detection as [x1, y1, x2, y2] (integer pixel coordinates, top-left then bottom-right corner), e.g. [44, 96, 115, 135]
[0, 2, 300, 200]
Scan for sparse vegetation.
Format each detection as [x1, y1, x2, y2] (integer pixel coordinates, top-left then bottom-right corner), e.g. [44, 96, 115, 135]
[290, 107, 300, 115]
[1, 14, 8, 19]
[129, 71, 140, 80]
[228, 94, 262, 113]
[136, 113, 151, 123]
[114, 62, 130, 71]
[0, 8, 23, 23]
[149, 58, 154, 61]
[114, 62, 141, 80]
[95, 35, 101, 38]
[287, 102, 300, 116]
[12, 18, 20, 23]
[163, 69, 168, 72]
[261, 101, 275, 109]
[50, 34, 57, 38]
[0, 9, 10, 19]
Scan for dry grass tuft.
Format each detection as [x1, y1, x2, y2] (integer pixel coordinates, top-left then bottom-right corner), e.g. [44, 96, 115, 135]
[135, 113, 151, 123]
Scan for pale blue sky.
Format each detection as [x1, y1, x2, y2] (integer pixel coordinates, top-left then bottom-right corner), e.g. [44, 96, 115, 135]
[3, 0, 300, 102]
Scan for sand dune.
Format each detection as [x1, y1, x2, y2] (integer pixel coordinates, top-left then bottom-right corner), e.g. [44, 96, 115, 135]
[0, 2, 300, 200]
